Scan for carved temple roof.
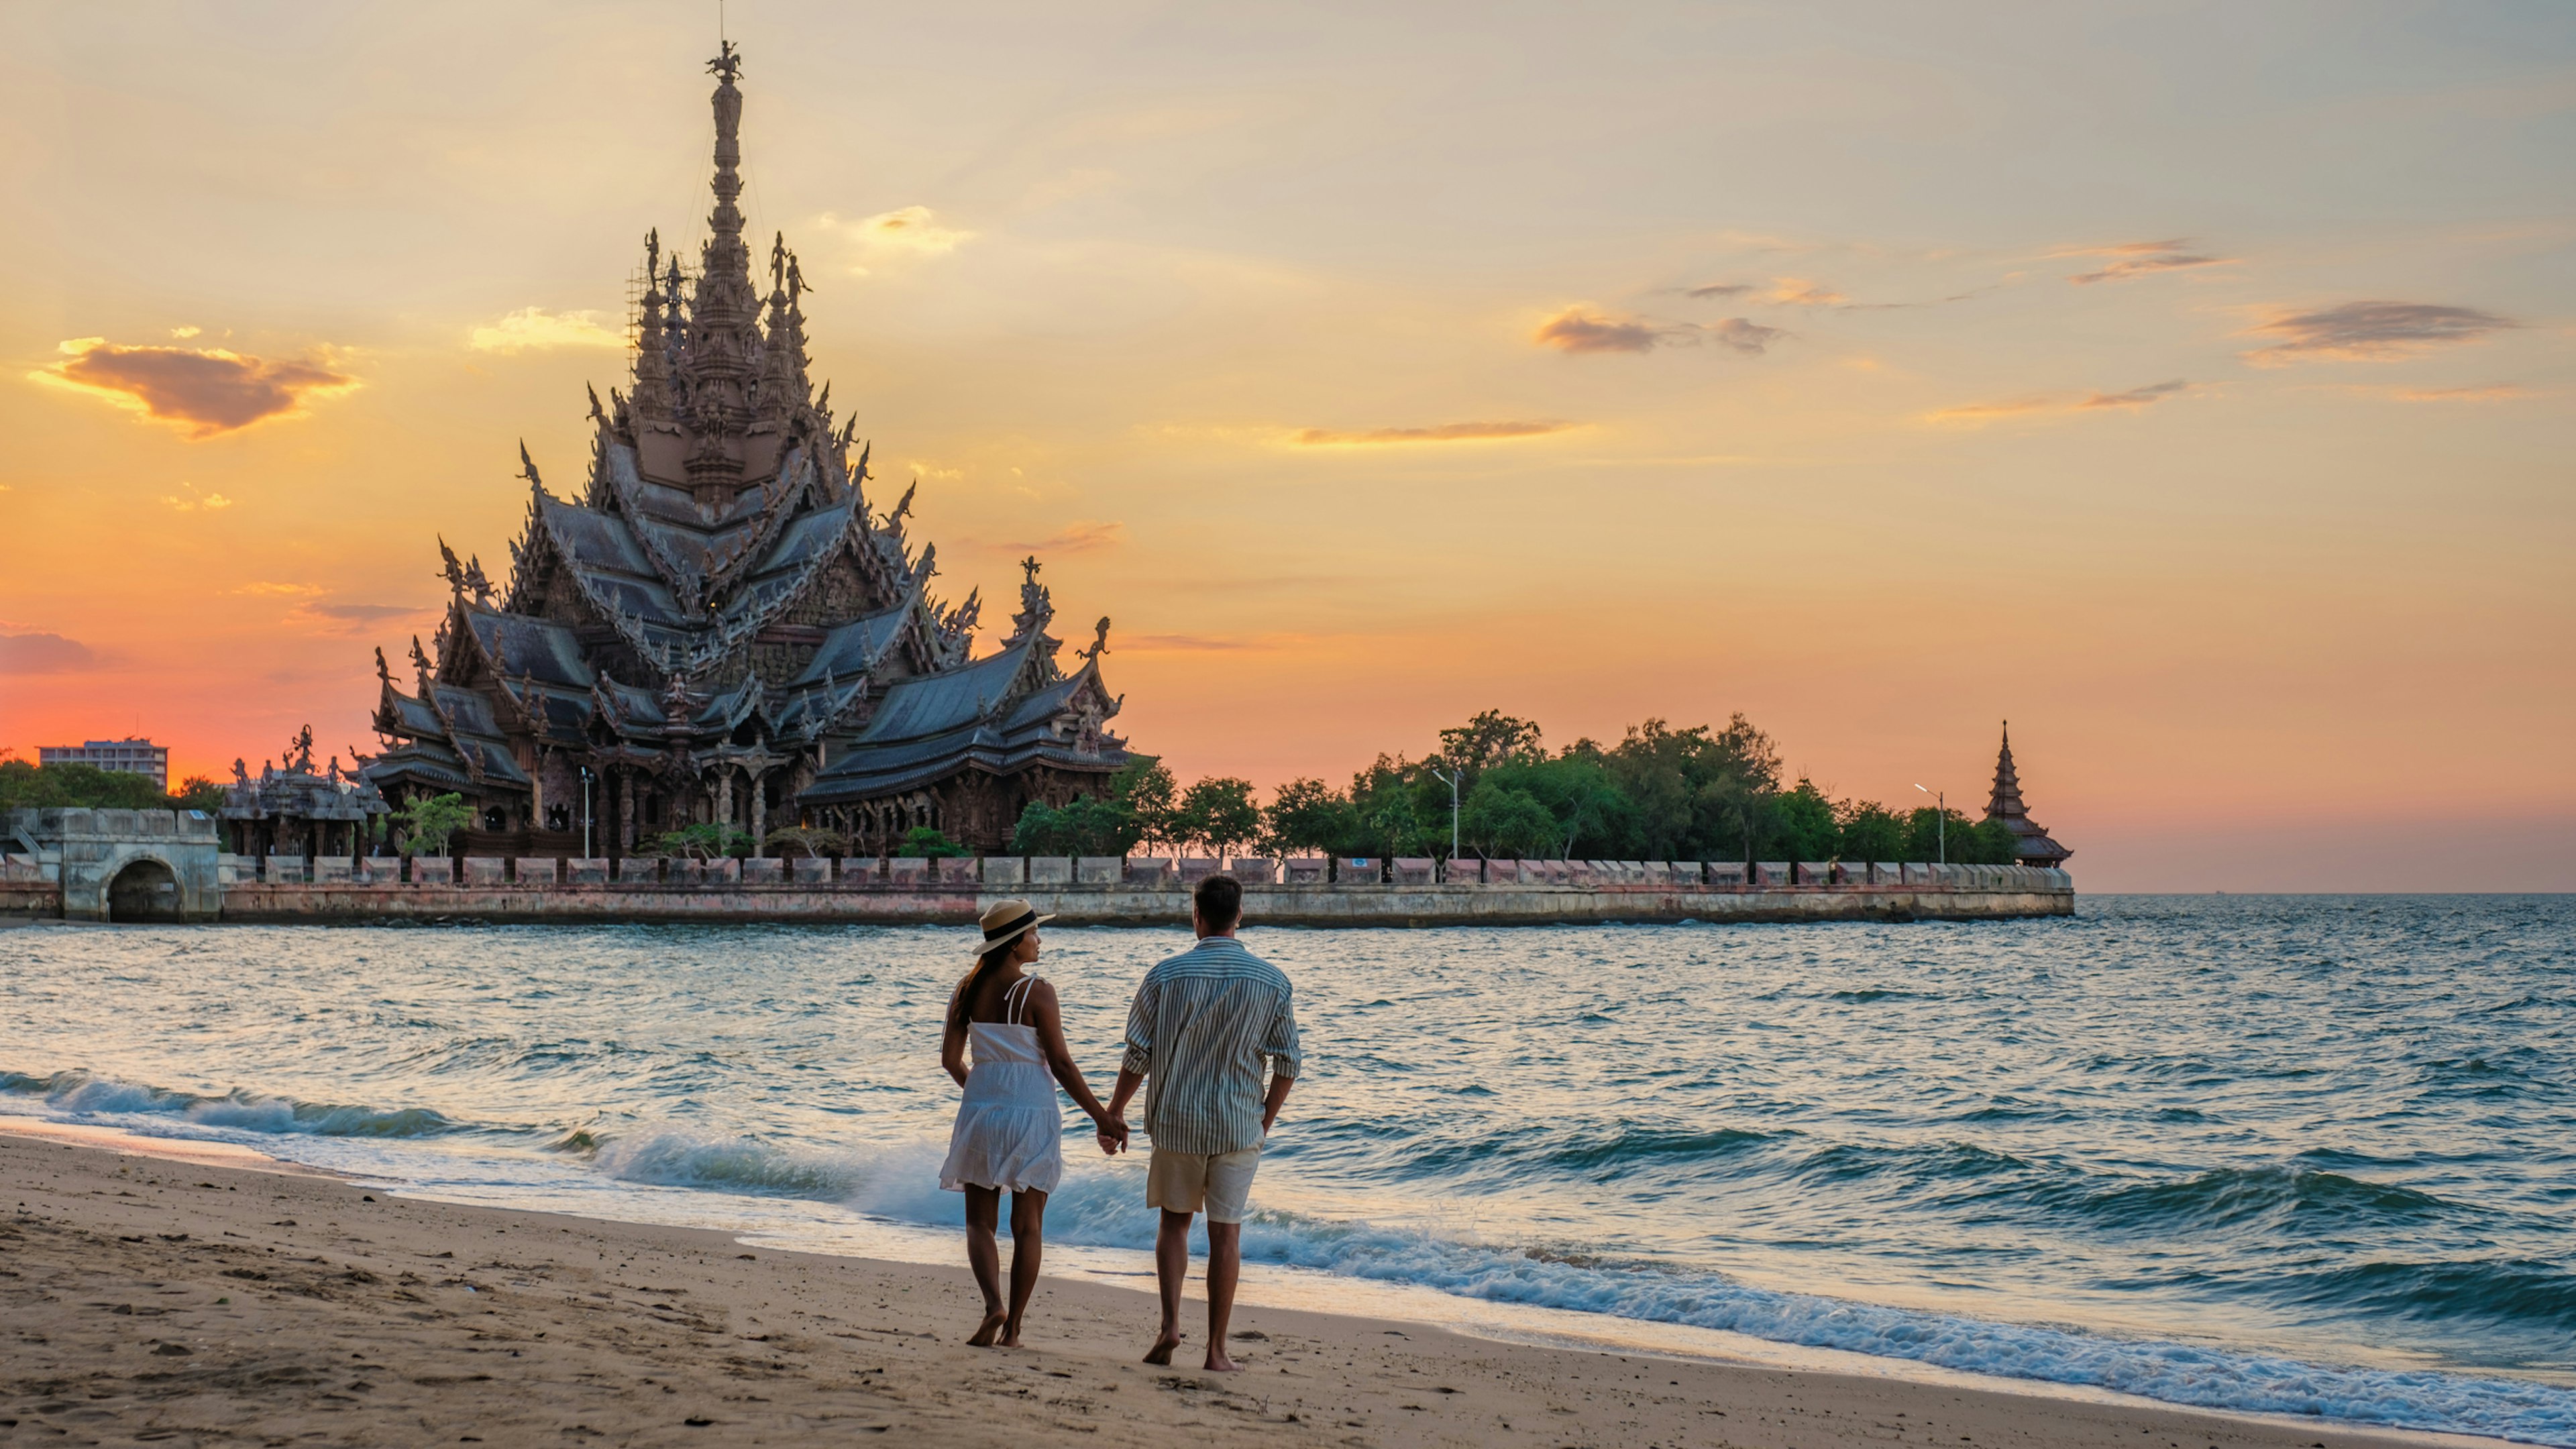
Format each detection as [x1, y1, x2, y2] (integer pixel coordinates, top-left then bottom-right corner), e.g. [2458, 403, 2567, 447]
[361, 45, 1126, 806]
[1982, 722, 2071, 865]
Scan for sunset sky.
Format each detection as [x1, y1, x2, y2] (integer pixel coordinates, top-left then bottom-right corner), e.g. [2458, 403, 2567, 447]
[2, 3, 2568, 890]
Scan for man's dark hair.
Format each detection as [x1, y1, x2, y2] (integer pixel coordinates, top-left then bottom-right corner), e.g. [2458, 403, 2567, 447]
[1193, 873, 1243, 930]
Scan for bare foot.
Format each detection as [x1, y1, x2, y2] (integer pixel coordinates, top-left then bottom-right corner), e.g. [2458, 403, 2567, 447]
[1202, 1348, 1241, 1373]
[1142, 1332, 1182, 1365]
[967, 1309, 1008, 1348]
[998, 1326, 1024, 1348]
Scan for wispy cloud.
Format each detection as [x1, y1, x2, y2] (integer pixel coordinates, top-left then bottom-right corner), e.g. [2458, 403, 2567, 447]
[2392, 382, 2526, 402]
[230, 582, 430, 633]
[161, 482, 235, 512]
[0, 630, 102, 674]
[298, 601, 429, 625]
[818, 205, 975, 275]
[1534, 307, 1784, 357]
[965, 521, 1126, 555]
[468, 307, 624, 354]
[1929, 380, 2192, 426]
[1534, 307, 1662, 354]
[2076, 379, 2190, 410]
[1766, 277, 1846, 307]
[2059, 238, 2234, 284]
[1925, 396, 2057, 425]
[30, 337, 356, 438]
[1118, 631, 1325, 654]
[1682, 282, 1754, 299]
[1292, 420, 1574, 447]
[1704, 318, 1786, 354]
[2244, 301, 2516, 364]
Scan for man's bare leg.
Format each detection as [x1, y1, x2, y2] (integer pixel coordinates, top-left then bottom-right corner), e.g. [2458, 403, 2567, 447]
[962, 1186, 1008, 1347]
[1202, 1220, 1242, 1371]
[1144, 1208, 1192, 1364]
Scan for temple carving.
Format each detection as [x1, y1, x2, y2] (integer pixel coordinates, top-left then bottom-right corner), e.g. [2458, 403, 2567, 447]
[360, 44, 1128, 857]
[1983, 722, 2071, 869]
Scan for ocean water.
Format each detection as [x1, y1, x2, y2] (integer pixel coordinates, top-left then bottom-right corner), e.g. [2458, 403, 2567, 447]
[3, 896, 2571, 1443]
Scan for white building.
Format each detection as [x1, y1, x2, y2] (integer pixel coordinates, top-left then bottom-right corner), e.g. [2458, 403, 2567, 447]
[39, 738, 168, 790]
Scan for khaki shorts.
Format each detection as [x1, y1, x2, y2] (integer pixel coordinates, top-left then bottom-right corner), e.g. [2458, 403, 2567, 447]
[1146, 1146, 1261, 1224]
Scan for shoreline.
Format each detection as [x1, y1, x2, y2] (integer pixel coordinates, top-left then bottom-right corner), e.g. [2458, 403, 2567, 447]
[1, 1126, 2496, 1449]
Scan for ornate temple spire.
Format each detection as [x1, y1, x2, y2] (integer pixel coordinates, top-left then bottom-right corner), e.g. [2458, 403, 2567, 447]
[1982, 721, 2072, 866]
[632, 229, 673, 425]
[1987, 722, 2025, 820]
[674, 41, 762, 503]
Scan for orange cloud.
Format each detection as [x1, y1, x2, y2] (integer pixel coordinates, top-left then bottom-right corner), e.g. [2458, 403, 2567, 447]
[1929, 380, 2191, 425]
[468, 307, 623, 354]
[1292, 421, 1574, 447]
[1534, 307, 1661, 354]
[966, 521, 1126, 555]
[2076, 379, 2190, 410]
[2243, 301, 2516, 364]
[2058, 238, 2234, 284]
[0, 630, 102, 675]
[1534, 308, 1783, 357]
[32, 337, 356, 438]
[2392, 383, 2526, 402]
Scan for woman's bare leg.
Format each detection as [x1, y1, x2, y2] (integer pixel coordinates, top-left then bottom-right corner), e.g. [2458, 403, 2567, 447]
[1000, 1189, 1048, 1346]
[961, 1186, 1008, 1346]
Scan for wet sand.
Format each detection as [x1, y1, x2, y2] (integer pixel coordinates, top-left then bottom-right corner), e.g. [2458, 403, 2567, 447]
[0, 1132, 2457, 1448]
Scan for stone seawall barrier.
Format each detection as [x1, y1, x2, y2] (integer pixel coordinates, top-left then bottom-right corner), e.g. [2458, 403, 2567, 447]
[5, 828, 2074, 926]
[206, 855, 2073, 927]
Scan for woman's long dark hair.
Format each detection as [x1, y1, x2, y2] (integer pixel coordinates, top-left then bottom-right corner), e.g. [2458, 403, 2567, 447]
[949, 941, 1020, 1034]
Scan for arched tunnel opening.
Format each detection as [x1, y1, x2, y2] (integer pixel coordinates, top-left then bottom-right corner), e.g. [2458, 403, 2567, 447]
[107, 858, 182, 923]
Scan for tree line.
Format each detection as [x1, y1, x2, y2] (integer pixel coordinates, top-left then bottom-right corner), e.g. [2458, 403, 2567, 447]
[1011, 709, 2023, 865]
[0, 754, 226, 814]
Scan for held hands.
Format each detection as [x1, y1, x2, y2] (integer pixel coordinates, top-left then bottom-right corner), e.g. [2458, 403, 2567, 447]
[1094, 1115, 1129, 1156]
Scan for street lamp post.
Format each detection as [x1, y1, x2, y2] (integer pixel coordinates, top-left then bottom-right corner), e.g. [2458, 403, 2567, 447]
[1429, 765, 1461, 862]
[1913, 783, 1944, 865]
[581, 766, 594, 859]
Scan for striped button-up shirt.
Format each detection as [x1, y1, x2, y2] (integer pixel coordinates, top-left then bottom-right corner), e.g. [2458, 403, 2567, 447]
[1120, 936, 1303, 1156]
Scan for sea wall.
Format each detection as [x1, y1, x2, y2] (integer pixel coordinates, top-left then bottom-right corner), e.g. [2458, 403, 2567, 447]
[209, 855, 2073, 927]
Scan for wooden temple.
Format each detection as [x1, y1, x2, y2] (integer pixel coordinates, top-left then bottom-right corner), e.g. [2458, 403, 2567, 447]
[1982, 722, 2072, 869]
[359, 44, 1128, 858]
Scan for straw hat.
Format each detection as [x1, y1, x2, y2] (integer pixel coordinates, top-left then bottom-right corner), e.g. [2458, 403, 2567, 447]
[971, 898, 1053, 961]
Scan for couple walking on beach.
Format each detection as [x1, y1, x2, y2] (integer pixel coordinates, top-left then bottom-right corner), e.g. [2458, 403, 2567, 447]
[937, 873, 1299, 1371]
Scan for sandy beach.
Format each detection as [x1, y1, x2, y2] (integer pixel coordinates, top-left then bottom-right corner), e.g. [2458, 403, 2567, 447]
[0, 1131, 2467, 1449]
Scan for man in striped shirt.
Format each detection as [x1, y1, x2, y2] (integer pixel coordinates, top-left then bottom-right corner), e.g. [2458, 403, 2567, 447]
[1105, 872, 1301, 1371]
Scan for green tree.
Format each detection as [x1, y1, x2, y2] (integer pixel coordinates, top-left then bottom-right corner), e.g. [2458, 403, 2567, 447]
[1260, 777, 1361, 856]
[396, 792, 473, 856]
[1111, 755, 1179, 850]
[763, 825, 848, 858]
[1768, 779, 1840, 861]
[1175, 777, 1262, 857]
[649, 821, 756, 859]
[0, 759, 170, 810]
[1460, 778, 1557, 859]
[1835, 800, 1908, 862]
[895, 824, 969, 859]
[1011, 796, 1143, 857]
[170, 775, 227, 814]
[1436, 710, 1546, 782]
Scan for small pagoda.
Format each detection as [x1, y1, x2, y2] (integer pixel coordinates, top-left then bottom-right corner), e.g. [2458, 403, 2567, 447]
[1982, 722, 2071, 869]
[360, 44, 1128, 857]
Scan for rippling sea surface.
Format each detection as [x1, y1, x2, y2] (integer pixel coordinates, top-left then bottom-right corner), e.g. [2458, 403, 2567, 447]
[5, 896, 2571, 1442]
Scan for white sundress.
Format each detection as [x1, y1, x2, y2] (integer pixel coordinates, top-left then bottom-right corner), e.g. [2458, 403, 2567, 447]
[938, 975, 1065, 1195]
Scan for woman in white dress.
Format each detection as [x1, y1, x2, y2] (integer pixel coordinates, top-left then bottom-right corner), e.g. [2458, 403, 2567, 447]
[939, 899, 1126, 1347]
